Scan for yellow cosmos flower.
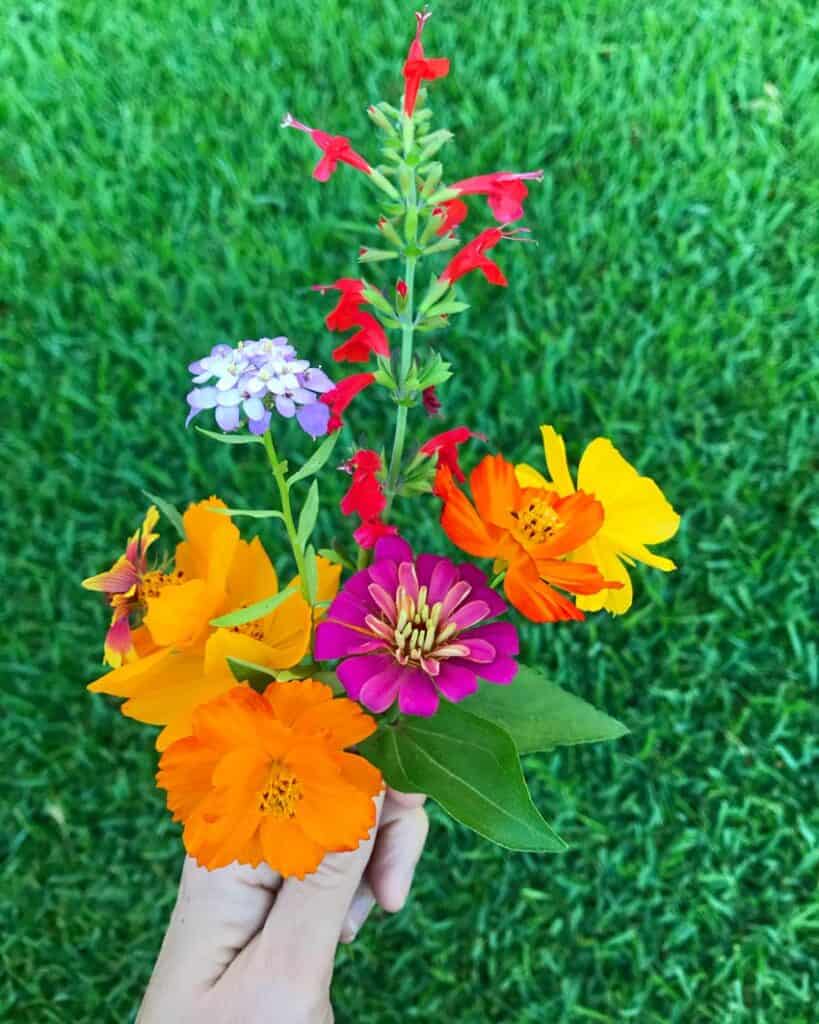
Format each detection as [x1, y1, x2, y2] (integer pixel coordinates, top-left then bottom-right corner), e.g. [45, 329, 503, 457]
[87, 496, 342, 748]
[516, 426, 680, 614]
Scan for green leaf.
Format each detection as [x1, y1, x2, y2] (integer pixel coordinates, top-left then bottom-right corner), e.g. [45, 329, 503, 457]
[227, 657, 277, 688]
[210, 507, 285, 521]
[303, 545, 318, 605]
[362, 703, 566, 852]
[195, 426, 264, 446]
[142, 491, 185, 539]
[317, 547, 345, 565]
[467, 665, 629, 754]
[287, 431, 339, 486]
[210, 585, 296, 628]
[297, 481, 319, 549]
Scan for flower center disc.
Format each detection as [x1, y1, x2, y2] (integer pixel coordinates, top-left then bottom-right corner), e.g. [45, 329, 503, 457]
[392, 584, 454, 666]
[512, 497, 561, 546]
[258, 760, 302, 818]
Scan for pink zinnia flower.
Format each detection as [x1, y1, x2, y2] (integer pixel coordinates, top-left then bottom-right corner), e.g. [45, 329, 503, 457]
[281, 114, 372, 182]
[314, 536, 519, 717]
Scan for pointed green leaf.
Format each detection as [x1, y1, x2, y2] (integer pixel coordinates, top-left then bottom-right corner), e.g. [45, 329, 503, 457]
[195, 426, 264, 446]
[210, 585, 296, 628]
[210, 507, 285, 521]
[364, 703, 566, 852]
[358, 727, 416, 792]
[227, 657, 277, 688]
[142, 491, 185, 540]
[467, 665, 629, 754]
[287, 431, 339, 486]
[297, 481, 320, 549]
[303, 545, 319, 605]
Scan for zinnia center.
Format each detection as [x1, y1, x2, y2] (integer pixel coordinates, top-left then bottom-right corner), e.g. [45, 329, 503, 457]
[258, 761, 303, 818]
[367, 583, 459, 668]
[511, 496, 560, 546]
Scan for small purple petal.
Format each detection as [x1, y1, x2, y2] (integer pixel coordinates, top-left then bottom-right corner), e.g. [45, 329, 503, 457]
[248, 410, 272, 435]
[397, 561, 420, 602]
[427, 558, 460, 605]
[296, 401, 330, 439]
[214, 404, 240, 431]
[439, 580, 473, 620]
[314, 620, 371, 659]
[216, 388, 242, 407]
[459, 638, 496, 664]
[300, 367, 334, 393]
[398, 670, 439, 716]
[275, 395, 296, 417]
[242, 397, 266, 420]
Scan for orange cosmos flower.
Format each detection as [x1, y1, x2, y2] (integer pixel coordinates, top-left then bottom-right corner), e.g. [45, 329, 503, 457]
[87, 497, 342, 749]
[437, 453, 621, 622]
[516, 426, 680, 614]
[157, 681, 382, 877]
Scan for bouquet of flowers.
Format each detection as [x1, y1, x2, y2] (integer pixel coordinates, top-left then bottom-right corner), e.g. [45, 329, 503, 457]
[83, 9, 679, 880]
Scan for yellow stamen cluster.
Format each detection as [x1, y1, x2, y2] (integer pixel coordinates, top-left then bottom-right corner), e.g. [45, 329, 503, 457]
[392, 584, 456, 666]
[229, 606, 265, 641]
[258, 761, 303, 817]
[512, 498, 561, 546]
[141, 569, 186, 599]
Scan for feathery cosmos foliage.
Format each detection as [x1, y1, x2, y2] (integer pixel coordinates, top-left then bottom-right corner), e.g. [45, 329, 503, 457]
[82, 8, 678, 878]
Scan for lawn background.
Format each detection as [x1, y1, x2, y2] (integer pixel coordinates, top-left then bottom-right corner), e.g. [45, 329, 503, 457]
[2, 0, 818, 1021]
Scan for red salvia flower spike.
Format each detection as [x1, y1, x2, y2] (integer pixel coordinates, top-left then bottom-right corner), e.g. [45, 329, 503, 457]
[402, 10, 450, 117]
[313, 279, 390, 363]
[434, 197, 469, 236]
[281, 113, 372, 181]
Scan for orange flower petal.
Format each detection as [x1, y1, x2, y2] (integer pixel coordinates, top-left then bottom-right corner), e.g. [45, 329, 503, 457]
[469, 453, 520, 530]
[440, 482, 500, 558]
[503, 558, 584, 623]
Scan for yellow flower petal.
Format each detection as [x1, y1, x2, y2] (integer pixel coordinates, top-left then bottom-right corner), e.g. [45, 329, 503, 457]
[515, 463, 551, 490]
[573, 536, 634, 615]
[540, 425, 576, 496]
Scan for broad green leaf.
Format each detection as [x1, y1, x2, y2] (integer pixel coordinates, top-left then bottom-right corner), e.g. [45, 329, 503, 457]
[358, 727, 416, 792]
[195, 426, 263, 446]
[227, 657, 277, 688]
[142, 490, 185, 539]
[287, 431, 339, 486]
[210, 507, 285, 521]
[210, 585, 296, 628]
[366, 703, 566, 852]
[297, 481, 320, 549]
[467, 665, 629, 754]
[303, 545, 318, 605]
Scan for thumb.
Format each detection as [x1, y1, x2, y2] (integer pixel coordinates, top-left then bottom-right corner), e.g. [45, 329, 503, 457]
[260, 792, 384, 977]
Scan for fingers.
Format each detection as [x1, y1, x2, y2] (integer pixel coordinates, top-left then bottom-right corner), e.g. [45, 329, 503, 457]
[137, 858, 283, 1017]
[260, 792, 384, 976]
[365, 788, 429, 914]
[338, 878, 376, 944]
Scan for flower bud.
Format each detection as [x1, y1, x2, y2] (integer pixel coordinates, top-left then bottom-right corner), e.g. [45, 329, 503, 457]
[398, 164, 415, 196]
[422, 235, 460, 254]
[426, 186, 461, 205]
[368, 168, 400, 199]
[419, 162, 443, 196]
[367, 104, 397, 136]
[418, 129, 453, 162]
[358, 247, 399, 263]
[395, 279, 409, 313]
[377, 216, 405, 249]
[404, 204, 419, 241]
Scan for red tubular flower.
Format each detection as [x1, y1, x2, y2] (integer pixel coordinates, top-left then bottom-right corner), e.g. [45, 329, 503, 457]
[281, 114, 371, 181]
[320, 372, 376, 431]
[434, 197, 469, 236]
[452, 170, 544, 223]
[340, 450, 397, 550]
[402, 11, 450, 116]
[313, 278, 390, 364]
[420, 427, 486, 494]
[439, 227, 531, 287]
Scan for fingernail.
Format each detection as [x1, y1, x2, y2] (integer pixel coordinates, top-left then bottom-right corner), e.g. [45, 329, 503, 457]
[341, 889, 375, 943]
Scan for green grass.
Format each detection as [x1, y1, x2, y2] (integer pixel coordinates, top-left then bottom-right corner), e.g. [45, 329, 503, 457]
[2, 0, 818, 1020]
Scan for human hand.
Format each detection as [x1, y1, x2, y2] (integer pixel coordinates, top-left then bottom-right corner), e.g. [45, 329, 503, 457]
[137, 789, 427, 1024]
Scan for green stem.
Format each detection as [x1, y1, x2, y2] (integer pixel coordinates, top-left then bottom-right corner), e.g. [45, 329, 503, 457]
[385, 134, 419, 512]
[262, 431, 308, 598]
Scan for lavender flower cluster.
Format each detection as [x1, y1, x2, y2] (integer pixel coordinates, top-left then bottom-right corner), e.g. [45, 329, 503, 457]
[186, 337, 334, 438]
